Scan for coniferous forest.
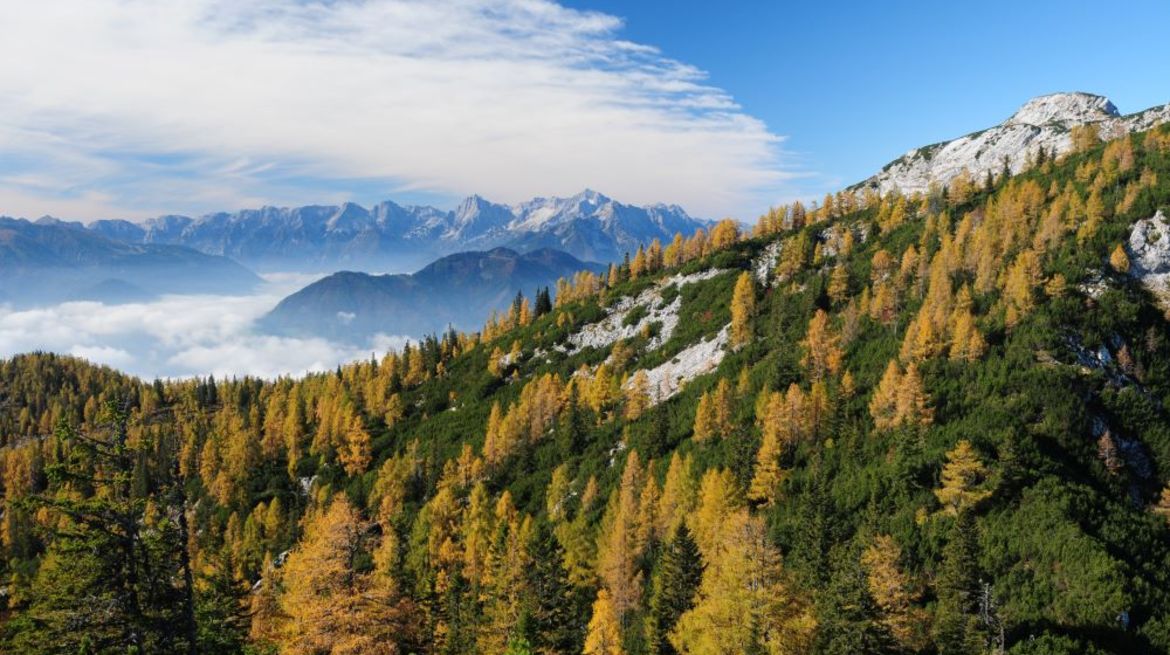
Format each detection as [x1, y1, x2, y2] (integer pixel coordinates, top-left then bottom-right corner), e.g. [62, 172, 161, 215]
[4, 123, 1170, 655]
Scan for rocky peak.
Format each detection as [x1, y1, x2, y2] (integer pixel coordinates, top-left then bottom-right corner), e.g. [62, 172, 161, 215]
[854, 92, 1170, 196]
[1005, 92, 1119, 127]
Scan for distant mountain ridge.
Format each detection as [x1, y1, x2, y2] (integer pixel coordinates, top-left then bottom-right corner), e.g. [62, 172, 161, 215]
[261, 247, 606, 341]
[0, 216, 260, 306]
[854, 92, 1170, 195]
[84, 189, 704, 272]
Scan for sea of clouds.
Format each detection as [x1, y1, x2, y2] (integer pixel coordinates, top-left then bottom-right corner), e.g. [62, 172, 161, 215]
[0, 273, 410, 380]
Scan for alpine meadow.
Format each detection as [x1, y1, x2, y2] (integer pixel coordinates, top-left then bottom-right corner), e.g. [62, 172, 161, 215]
[3, 2, 1170, 655]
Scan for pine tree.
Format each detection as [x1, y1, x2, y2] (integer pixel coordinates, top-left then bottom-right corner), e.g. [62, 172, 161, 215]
[556, 385, 588, 458]
[730, 272, 756, 349]
[646, 524, 703, 655]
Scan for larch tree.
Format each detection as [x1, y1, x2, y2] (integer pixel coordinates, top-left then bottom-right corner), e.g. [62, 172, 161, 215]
[801, 309, 843, 381]
[670, 510, 815, 655]
[933, 440, 992, 515]
[730, 272, 756, 349]
[861, 534, 926, 651]
[597, 451, 647, 622]
[828, 264, 850, 305]
[895, 363, 933, 429]
[690, 468, 742, 560]
[584, 589, 626, 655]
[868, 360, 902, 432]
[1110, 243, 1131, 273]
[340, 414, 372, 476]
[279, 496, 416, 655]
[625, 371, 652, 420]
[748, 419, 785, 507]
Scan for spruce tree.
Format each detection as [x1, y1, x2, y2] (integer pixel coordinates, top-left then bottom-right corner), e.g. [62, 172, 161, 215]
[556, 386, 588, 458]
[814, 545, 895, 655]
[933, 510, 985, 655]
[527, 522, 585, 654]
[646, 524, 703, 655]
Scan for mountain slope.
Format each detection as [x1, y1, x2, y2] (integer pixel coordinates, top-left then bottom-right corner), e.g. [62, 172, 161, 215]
[854, 92, 1170, 195]
[0, 216, 260, 305]
[262, 247, 605, 340]
[5, 113, 1170, 655]
[81, 190, 706, 272]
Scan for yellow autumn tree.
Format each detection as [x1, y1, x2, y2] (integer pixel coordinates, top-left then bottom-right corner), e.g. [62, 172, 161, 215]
[670, 510, 815, 655]
[1110, 244, 1131, 273]
[597, 451, 647, 621]
[624, 370, 652, 420]
[827, 264, 849, 305]
[584, 589, 626, 655]
[896, 363, 933, 428]
[748, 419, 785, 507]
[933, 439, 992, 514]
[657, 452, 697, 537]
[340, 415, 372, 476]
[278, 496, 415, 654]
[861, 534, 926, 651]
[690, 468, 743, 559]
[801, 309, 843, 380]
[730, 272, 756, 349]
[868, 360, 902, 431]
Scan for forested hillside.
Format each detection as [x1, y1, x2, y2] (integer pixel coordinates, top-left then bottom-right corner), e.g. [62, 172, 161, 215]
[4, 123, 1170, 654]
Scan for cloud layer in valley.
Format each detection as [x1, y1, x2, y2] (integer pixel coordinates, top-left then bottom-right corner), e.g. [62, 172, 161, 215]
[0, 275, 409, 380]
[0, 0, 791, 221]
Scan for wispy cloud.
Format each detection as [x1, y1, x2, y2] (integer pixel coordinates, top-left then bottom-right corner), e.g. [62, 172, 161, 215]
[0, 0, 790, 221]
[0, 276, 409, 379]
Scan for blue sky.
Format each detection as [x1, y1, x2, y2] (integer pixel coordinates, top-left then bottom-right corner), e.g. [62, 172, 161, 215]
[565, 0, 1170, 193]
[0, 0, 1167, 222]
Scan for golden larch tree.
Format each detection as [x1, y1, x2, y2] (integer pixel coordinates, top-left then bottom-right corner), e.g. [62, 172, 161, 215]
[584, 589, 626, 655]
[670, 510, 815, 655]
[861, 534, 927, 651]
[730, 272, 756, 349]
[933, 439, 992, 515]
[278, 496, 415, 654]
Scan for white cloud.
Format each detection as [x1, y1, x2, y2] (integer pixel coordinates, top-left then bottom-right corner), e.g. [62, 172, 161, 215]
[0, 277, 410, 379]
[0, 0, 789, 221]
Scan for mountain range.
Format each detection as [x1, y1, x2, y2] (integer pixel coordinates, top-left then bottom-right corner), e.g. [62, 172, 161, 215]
[261, 247, 604, 341]
[855, 92, 1170, 195]
[83, 189, 705, 272]
[0, 216, 260, 306]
